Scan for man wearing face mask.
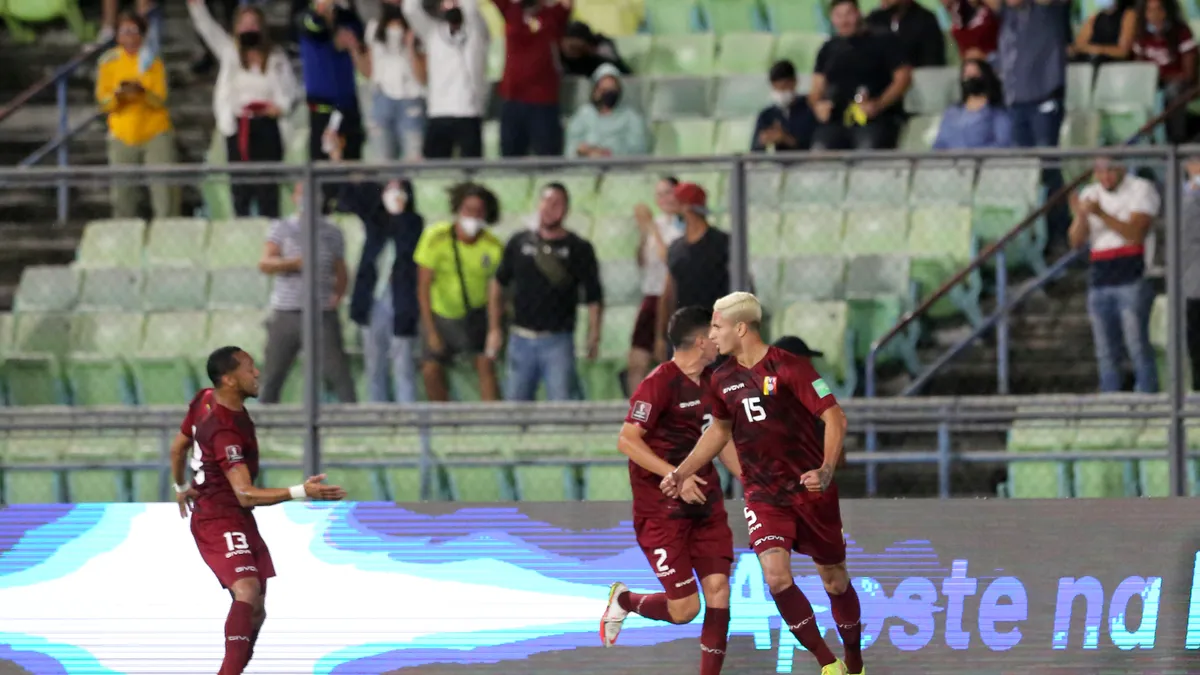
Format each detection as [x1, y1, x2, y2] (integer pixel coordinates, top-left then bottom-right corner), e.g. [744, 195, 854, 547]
[495, 0, 573, 158]
[751, 60, 816, 153]
[488, 184, 604, 402]
[565, 63, 649, 157]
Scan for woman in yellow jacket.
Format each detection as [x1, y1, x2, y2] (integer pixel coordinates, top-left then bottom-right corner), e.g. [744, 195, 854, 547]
[95, 12, 178, 219]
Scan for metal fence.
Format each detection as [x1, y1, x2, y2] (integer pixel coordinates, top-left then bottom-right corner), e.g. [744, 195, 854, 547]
[1, 146, 1197, 502]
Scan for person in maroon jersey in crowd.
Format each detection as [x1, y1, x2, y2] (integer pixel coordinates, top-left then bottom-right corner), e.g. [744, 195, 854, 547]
[600, 306, 741, 674]
[661, 292, 862, 675]
[169, 346, 345, 675]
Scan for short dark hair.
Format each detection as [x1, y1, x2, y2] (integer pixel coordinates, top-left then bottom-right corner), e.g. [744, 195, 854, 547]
[543, 181, 570, 208]
[768, 60, 797, 83]
[667, 306, 712, 349]
[117, 11, 147, 35]
[207, 346, 244, 387]
[660, 175, 679, 187]
[447, 182, 501, 224]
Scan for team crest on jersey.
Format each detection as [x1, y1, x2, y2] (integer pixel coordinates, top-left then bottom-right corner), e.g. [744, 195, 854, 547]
[762, 376, 777, 396]
[225, 445, 243, 462]
[631, 400, 652, 422]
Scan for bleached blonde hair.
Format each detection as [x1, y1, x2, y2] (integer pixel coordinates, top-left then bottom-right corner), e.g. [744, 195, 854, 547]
[713, 291, 763, 328]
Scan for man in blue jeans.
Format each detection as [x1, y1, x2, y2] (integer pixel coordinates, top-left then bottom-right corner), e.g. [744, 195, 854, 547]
[487, 183, 603, 400]
[1069, 157, 1161, 393]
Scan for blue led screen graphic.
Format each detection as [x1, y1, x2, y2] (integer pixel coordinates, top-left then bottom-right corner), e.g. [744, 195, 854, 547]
[1, 500, 1200, 674]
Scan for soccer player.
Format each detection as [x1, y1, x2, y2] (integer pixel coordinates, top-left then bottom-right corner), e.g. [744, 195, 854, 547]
[600, 306, 742, 675]
[661, 293, 863, 675]
[169, 346, 346, 675]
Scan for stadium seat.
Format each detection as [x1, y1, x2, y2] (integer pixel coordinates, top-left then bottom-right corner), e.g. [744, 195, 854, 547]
[411, 173, 466, 222]
[590, 214, 642, 261]
[649, 77, 714, 120]
[65, 432, 131, 503]
[257, 432, 305, 490]
[898, 113, 941, 151]
[700, 0, 764, 33]
[208, 267, 272, 309]
[747, 209, 783, 256]
[764, 0, 827, 31]
[481, 175, 535, 216]
[1136, 422, 1199, 497]
[14, 265, 79, 313]
[76, 268, 142, 312]
[133, 311, 209, 405]
[379, 431, 425, 501]
[1005, 416, 1075, 498]
[1071, 408, 1140, 498]
[745, 165, 783, 208]
[560, 76, 593, 114]
[512, 427, 580, 501]
[546, 172, 602, 215]
[142, 267, 208, 312]
[0, 311, 12, 360]
[904, 67, 958, 115]
[778, 205, 844, 255]
[714, 75, 773, 118]
[1065, 62, 1094, 112]
[76, 218, 146, 268]
[715, 32, 775, 74]
[208, 218, 272, 269]
[972, 158, 1045, 273]
[487, 34, 505, 81]
[644, 0, 702, 34]
[646, 34, 718, 76]
[714, 117, 756, 155]
[773, 300, 855, 391]
[613, 34, 653, 72]
[779, 255, 846, 303]
[841, 207, 910, 255]
[65, 312, 141, 405]
[781, 162, 847, 205]
[600, 259, 643, 306]
[845, 161, 911, 206]
[772, 31, 827, 74]
[125, 433, 167, 502]
[323, 430, 390, 501]
[653, 119, 718, 156]
[579, 431, 633, 500]
[4, 312, 70, 405]
[200, 310, 267, 374]
[750, 256, 783, 308]
[433, 427, 516, 502]
[908, 206, 983, 324]
[1092, 62, 1159, 143]
[1060, 110, 1103, 178]
[910, 160, 976, 205]
[845, 255, 920, 371]
[2, 431, 69, 503]
[593, 171, 658, 217]
[145, 218, 210, 267]
[482, 120, 501, 159]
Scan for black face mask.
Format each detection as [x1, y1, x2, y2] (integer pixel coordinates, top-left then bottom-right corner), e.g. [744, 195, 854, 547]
[595, 89, 621, 109]
[444, 6, 464, 25]
[238, 30, 262, 48]
[962, 76, 988, 97]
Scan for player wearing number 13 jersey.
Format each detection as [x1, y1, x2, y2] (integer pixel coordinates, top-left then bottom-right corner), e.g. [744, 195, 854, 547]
[662, 293, 864, 675]
[600, 307, 740, 675]
[169, 346, 345, 675]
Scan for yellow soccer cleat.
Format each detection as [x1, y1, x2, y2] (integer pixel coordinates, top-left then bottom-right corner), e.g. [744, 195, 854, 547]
[820, 660, 848, 675]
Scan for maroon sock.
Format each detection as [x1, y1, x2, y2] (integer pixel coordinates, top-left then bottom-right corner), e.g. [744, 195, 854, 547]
[829, 584, 863, 674]
[699, 606, 730, 675]
[771, 584, 837, 667]
[219, 601, 254, 675]
[617, 591, 680, 623]
[246, 626, 261, 663]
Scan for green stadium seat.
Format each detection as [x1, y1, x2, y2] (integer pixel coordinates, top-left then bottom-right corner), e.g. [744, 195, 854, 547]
[613, 34, 653, 72]
[145, 218, 210, 267]
[434, 427, 516, 502]
[202, 309, 267, 369]
[208, 267, 272, 309]
[133, 311, 209, 405]
[594, 172, 658, 217]
[0, 312, 13, 359]
[714, 117, 756, 155]
[380, 431, 425, 501]
[974, 158, 1041, 208]
[1092, 62, 1159, 143]
[765, 0, 827, 31]
[600, 258, 643, 306]
[649, 77, 714, 120]
[1060, 110, 1103, 178]
[845, 254, 911, 298]
[781, 162, 847, 205]
[142, 267, 208, 312]
[845, 254, 918, 370]
[483, 119, 501, 159]
[645, 0, 701, 34]
[487, 34, 505, 81]
[560, 76, 593, 113]
[910, 160, 976, 205]
[547, 172, 602, 215]
[76, 268, 142, 312]
[512, 427, 580, 501]
[258, 432, 305, 490]
[65, 312, 141, 405]
[76, 218, 146, 268]
[745, 165, 783, 208]
[324, 430, 390, 501]
[714, 75, 773, 118]
[773, 300, 855, 389]
[845, 161, 911, 206]
[750, 256, 783, 308]
[579, 431, 633, 500]
[701, 0, 764, 34]
[14, 265, 79, 313]
[590, 215, 642, 261]
[898, 113, 942, 151]
[1065, 62, 1094, 112]
[646, 34, 718, 75]
[4, 0, 89, 43]
[1070, 407, 1140, 498]
[1006, 417, 1075, 498]
[128, 433, 167, 502]
[904, 67, 958, 115]
[779, 255, 845, 303]
[65, 432, 131, 503]
[4, 312, 70, 405]
[772, 31, 827, 73]
[841, 207, 910, 255]
[597, 304, 638, 361]
[715, 32, 775, 75]
[653, 119, 717, 156]
[481, 175, 535, 217]
[972, 158, 1045, 271]
[411, 173, 467, 222]
[908, 206, 983, 324]
[207, 218, 272, 269]
[778, 205, 844, 256]
[747, 209, 782, 256]
[330, 212, 365, 270]
[2, 431, 69, 503]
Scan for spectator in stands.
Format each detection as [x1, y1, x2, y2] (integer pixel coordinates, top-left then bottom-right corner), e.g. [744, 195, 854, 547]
[257, 182, 357, 404]
[932, 58, 1012, 148]
[96, 0, 161, 73]
[330, 142, 424, 404]
[356, 0, 428, 161]
[189, 0, 297, 219]
[560, 20, 632, 77]
[300, 0, 366, 164]
[1133, 0, 1196, 143]
[495, 0, 571, 157]
[404, 0, 490, 159]
[96, 12, 178, 220]
[809, 0, 912, 151]
[414, 183, 504, 402]
[489, 184, 603, 402]
[866, 0, 946, 68]
[566, 63, 649, 157]
[751, 60, 816, 153]
[628, 176, 682, 391]
[1182, 155, 1200, 389]
[1069, 156, 1160, 393]
[189, 0, 237, 73]
[653, 183, 729, 363]
[1070, 0, 1136, 66]
[943, 0, 999, 60]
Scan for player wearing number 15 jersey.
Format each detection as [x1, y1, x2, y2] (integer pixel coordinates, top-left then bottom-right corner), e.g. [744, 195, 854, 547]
[600, 307, 741, 675]
[661, 293, 864, 675]
[168, 346, 345, 675]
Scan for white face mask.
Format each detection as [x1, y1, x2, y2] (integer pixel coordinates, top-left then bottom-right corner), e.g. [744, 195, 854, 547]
[386, 25, 404, 48]
[771, 89, 796, 108]
[382, 185, 407, 214]
[459, 216, 484, 237]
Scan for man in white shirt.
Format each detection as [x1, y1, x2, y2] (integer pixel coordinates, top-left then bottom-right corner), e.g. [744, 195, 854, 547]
[1069, 156, 1161, 393]
[403, 0, 490, 158]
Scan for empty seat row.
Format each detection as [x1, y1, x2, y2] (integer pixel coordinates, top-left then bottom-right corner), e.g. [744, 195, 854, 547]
[15, 265, 272, 314]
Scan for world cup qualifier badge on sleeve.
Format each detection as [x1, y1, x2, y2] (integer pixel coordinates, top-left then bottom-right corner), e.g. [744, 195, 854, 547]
[812, 378, 832, 399]
[631, 401, 652, 423]
[226, 445, 243, 462]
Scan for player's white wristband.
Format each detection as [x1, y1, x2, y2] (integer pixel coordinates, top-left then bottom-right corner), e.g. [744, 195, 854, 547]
[173, 483, 189, 494]
[289, 484, 308, 501]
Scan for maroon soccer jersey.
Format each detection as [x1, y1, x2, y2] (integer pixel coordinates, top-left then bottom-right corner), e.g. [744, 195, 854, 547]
[188, 390, 260, 518]
[706, 346, 837, 507]
[625, 361, 722, 518]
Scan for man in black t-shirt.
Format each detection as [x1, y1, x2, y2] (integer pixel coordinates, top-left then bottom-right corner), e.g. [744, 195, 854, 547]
[809, 0, 913, 150]
[653, 183, 730, 362]
[488, 182, 604, 401]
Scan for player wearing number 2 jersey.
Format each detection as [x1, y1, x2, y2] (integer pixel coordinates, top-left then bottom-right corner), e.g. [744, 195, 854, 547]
[600, 307, 741, 675]
[168, 346, 345, 675]
[661, 293, 864, 675]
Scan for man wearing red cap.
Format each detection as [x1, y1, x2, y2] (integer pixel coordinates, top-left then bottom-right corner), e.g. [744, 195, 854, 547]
[654, 182, 731, 363]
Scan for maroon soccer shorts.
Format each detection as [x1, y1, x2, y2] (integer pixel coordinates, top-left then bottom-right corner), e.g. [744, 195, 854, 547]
[191, 512, 277, 589]
[634, 506, 735, 599]
[742, 493, 846, 566]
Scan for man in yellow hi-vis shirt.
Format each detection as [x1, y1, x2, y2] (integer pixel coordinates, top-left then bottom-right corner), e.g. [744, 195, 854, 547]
[95, 12, 178, 219]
